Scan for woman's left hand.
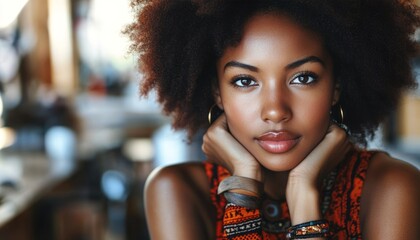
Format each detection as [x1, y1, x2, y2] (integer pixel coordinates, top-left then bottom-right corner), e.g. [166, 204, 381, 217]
[288, 123, 351, 187]
[286, 123, 352, 224]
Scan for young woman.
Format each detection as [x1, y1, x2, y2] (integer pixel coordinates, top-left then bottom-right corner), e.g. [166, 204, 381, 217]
[126, 0, 420, 239]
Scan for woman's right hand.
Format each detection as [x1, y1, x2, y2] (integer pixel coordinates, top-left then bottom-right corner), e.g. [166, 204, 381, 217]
[202, 114, 263, 181]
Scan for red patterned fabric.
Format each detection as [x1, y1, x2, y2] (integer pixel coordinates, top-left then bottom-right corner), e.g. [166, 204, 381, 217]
[204, 149, 373, 239]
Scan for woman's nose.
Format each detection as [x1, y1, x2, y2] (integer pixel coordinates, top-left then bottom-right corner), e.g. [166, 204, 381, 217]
[260, 86, 291, 123]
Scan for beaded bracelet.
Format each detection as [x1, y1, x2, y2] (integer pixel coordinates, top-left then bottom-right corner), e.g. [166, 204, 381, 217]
[223, 191, 261, 209]
[217, 175, 264, 197]
[286, 219, 330, 239]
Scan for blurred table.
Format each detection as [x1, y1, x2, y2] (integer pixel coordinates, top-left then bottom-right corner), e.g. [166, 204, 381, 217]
[0, 151, 76, 228]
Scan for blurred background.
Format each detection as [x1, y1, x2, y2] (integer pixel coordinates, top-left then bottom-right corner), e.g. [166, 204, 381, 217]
[0, 0, 418, 239]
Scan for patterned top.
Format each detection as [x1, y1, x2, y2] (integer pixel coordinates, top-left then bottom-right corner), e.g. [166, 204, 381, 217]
[204, 149, 374, 239]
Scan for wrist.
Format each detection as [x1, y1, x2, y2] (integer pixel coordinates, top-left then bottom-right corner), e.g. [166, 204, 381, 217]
[286, 174, 320, 200]
[286, 184, 321, 225]
[233, 165, 263, 182]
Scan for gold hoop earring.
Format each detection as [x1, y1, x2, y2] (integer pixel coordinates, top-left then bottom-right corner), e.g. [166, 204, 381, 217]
[208, 104, 223, 125]
[331, 104, 349, 134]
[338, 105, 344, 124]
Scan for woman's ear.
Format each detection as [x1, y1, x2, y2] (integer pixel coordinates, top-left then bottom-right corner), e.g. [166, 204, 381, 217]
[212, 85, 224, 110]
[332, 83, 341, 106]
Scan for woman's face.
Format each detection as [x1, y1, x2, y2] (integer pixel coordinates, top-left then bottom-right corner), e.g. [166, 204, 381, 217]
[215, 13, 339, 171]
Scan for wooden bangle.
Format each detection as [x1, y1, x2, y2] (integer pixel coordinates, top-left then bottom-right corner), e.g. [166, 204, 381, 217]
[217, 175, 264, 197]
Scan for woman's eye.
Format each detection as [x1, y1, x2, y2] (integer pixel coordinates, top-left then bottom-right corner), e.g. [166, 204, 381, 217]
[290, 72, 318, 85]
[232, 77, 257, 87]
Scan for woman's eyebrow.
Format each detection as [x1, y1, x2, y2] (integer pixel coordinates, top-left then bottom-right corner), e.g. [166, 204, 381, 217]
[224, 61, 259, 72]
[224, 56, 324, 72]
[286, 56, 325, 69]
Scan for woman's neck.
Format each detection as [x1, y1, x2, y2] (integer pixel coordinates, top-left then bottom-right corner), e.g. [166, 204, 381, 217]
[263, 169, 289, 200]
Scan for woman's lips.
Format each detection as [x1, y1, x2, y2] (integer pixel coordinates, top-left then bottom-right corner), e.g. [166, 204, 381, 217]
[256, 131, 301, 154]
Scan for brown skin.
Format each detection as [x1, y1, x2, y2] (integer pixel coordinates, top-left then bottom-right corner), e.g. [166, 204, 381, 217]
[215, 13, 339, 174]
[144, 154, 420, 240]
[144, 163, 215, 239]
[144, 13, 420, 240]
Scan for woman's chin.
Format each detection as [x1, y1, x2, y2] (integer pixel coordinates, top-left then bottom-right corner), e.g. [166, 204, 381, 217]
[258, 158, 303, 173]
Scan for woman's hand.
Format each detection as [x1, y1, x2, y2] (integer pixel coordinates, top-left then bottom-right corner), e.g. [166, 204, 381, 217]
[288, 123, 351, 186]
[202, 114, 263, 181]
[286, 123, 352, 224]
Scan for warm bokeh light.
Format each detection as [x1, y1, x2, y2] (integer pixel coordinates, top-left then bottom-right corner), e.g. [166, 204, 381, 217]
[0, 127, 16, 149]
[0, 0, 29, 29]
[123, 138, 154, 162]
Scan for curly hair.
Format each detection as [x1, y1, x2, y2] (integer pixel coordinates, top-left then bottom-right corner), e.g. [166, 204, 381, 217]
[125, 0, 420, 144]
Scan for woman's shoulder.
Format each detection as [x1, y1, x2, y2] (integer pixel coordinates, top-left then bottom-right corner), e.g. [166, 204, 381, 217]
[145, 161, 209, 197]
[344, 149, 419, 182]
[365, 151, 420, 192]
[362, 151, 420, 201]
[360, 152, 420, 238]
[144, 162, 216, 239]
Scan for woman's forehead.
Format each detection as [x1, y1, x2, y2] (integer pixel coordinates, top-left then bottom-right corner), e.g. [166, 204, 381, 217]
[218, 13, 330, 69]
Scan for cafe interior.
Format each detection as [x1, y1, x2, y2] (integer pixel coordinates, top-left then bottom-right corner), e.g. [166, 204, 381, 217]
[0, 0, 419, 239]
